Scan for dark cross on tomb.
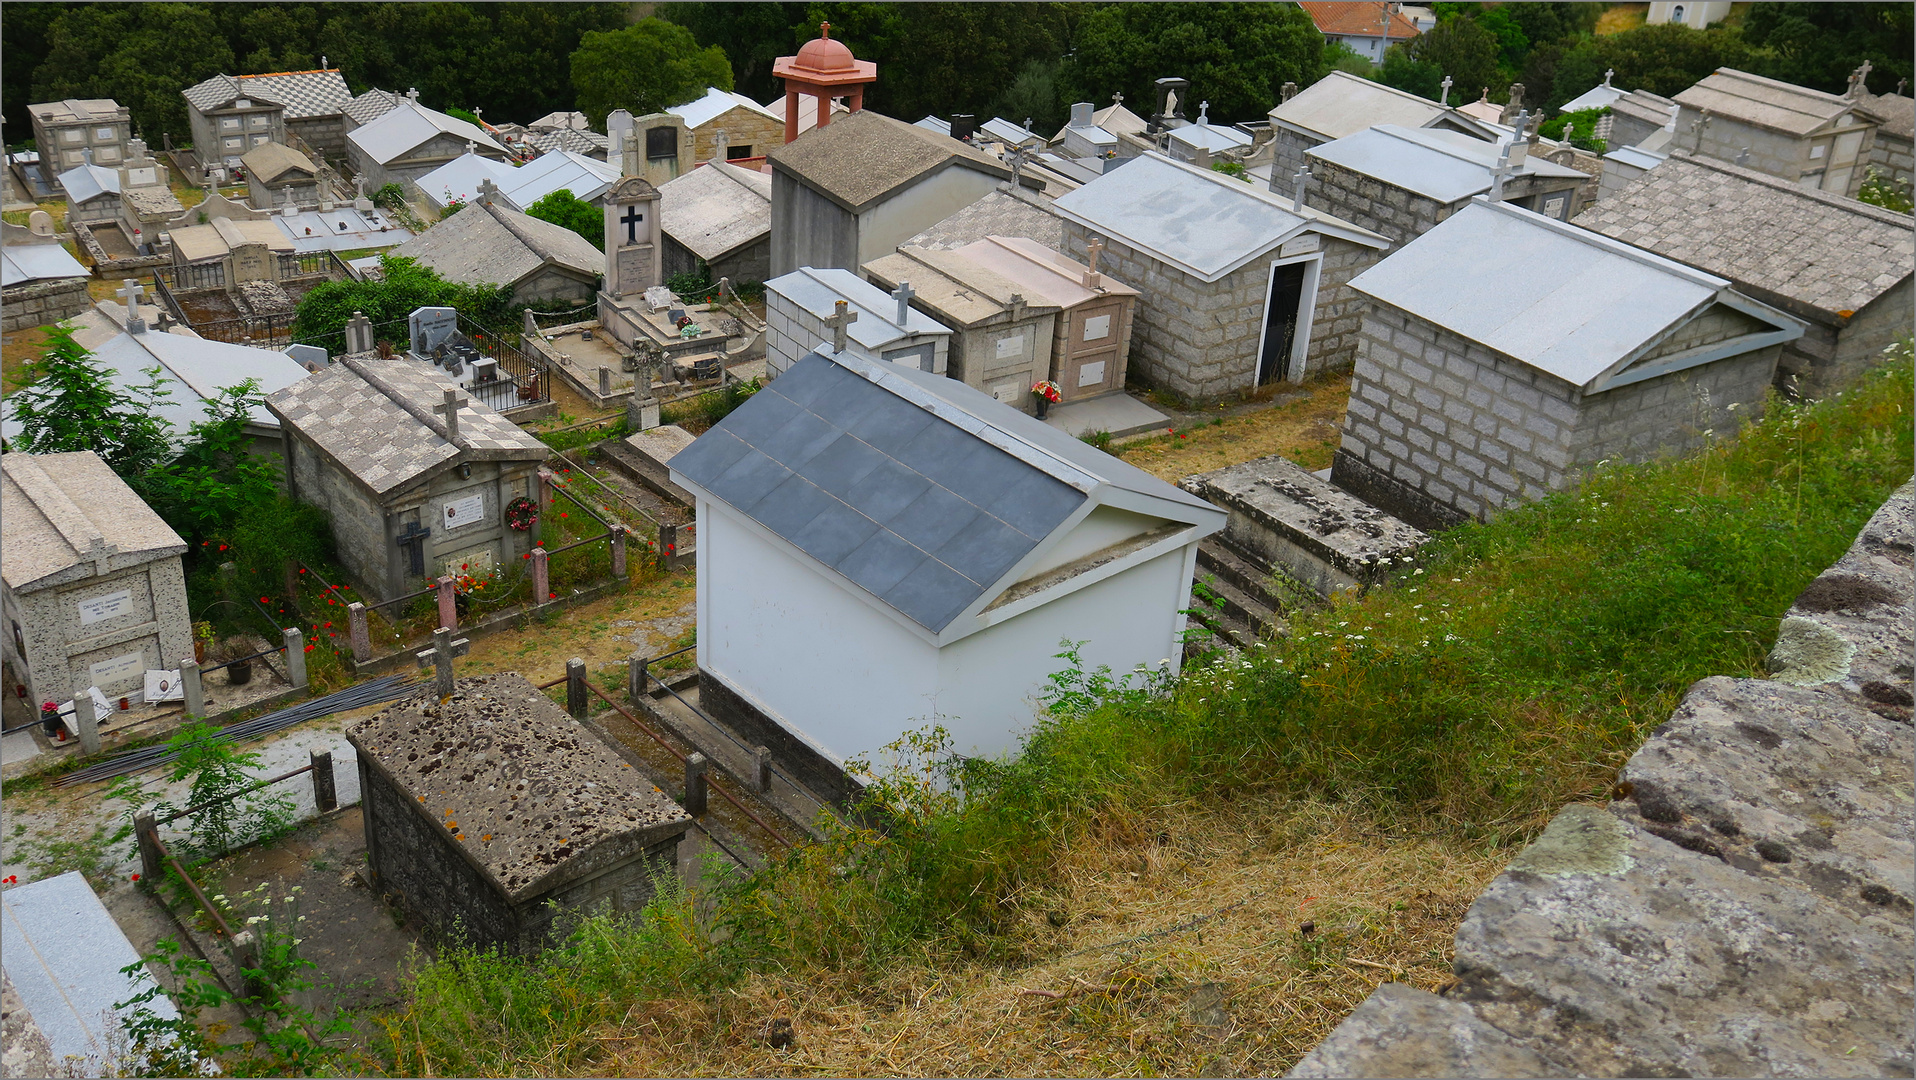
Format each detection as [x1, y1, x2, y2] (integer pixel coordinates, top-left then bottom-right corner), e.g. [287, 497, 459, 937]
[396, 520, 432, 577]
[415, 626, 471, 700]
[434, 388, 468, 442]
[621, 203, 644, 246]
[825, 299, 858, 352]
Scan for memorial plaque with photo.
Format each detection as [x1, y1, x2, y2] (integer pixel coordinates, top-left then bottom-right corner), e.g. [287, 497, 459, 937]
[443, 494, 486, 531]
[410, 306, 458, 355]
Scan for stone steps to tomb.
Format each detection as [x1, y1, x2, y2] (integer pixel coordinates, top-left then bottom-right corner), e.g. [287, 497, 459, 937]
[1190, 571, 1277, 646]
[1196, 537, 1291, 616]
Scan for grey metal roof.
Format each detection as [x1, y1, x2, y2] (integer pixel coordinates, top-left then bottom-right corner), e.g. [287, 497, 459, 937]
[764, 267, 950, 351]
[668, 87, 781, 130]
[348, 101, 507, 165]
[905, 188, 1064, 251]
[391, 200, 601, 291]
[1050, 152, 1388, 283]
[1307, 125, 1587, 203]
[1348, 198, 1800, 390]
[56, 163, 119, 204]
[914, 115, 951, 136]
[1, 243, 87, 287]
[504, 150, 620, 207]
[1268, 70, 1449, 140]
[1602, 144, 1667, 171]
[658, 161, 771, 262]
[266, 355, 545, 496]
[1559, 81, 1627, 115]
[671, 348, 1217, 634]
[415, 153, 519, 211]
[1573, 151, 1915, 320]
[273, 206, 411, 253]
[981, 117, 1042, 146]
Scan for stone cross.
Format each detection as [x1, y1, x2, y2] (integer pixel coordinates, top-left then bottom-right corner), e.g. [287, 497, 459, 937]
[465, 139, 476, 156]
[1112, 91, 1123, 106]
[1488, 147, 1515, 202]
[395, 519, 431, 576]
[476, 177, 498, 206]
[415, 626, 470, 700]
[407, 87, 420, 104]
[434, 388, 468, 441]
[355, 174, 367, 198]
[714, 128, 729, 160]
[1197, 100, 1210, 125]
[825, 299, 857, 352]
[116, 279, 147, 335]
[1850, 60, 1873, 98]
[1085, 237, 1105, 276]
[891, 280, 915, 327]
[1735, 146, 1751, 166]
[1440, 75, 1452, 106]
[1603, 68, 1615, 88]
[1291, 167, 1311, 212]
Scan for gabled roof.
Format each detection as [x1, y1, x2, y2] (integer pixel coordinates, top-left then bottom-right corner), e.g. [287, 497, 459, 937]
[0, 243, 87, 287]
[1852, 88, 1914, 140]
[765, 267, 950, 351]
[981, 117, 1043, 147]
[266, 355, 545, 496]
[272, 206, 412, 253]
[390, 200, 601, 291]
[56, 163, 119, 203]
[658, 160, 771, 263]
[1348, 198, 1803, 393]
[343, 88, 404, 127]
[670, 348, 1220, 636]
[668, 87, 782, 130]
[1676, 68, 1875, 138]
[169, 216, 296, 262]
[415, 152, 520, 211]
[767, 109, 1014, 213]
[504, 150, 620, 208]
[239, 141, 315, 183]
[1050, 152, 1389, 283]
[915, 115, 953, 137]
[2, 452, 186, 594]
[1572, 151, 1915, 323]
[182, 69, 351, 120]
[1167, 121, 1254, 154]
[348, 100, 506, 165]
[1091, 101, 1149, 138]
[1307, 124, 1587, 203]
[528, 110, 592, 133]
[1560, 80, 1627, 115]
[28, 99, 126, 125]
[862, 246, 1062, 329]
[1611, 88, 1678, 131]
[906, 188, 1064, 251]
[523, 127, 610, 157]
[1300, 1, 1420, 39]
[1269, 71, 1450, 141]
[950, 235, 1140, 310]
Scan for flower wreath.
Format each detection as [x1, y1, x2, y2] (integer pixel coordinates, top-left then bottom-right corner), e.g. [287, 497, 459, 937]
[504, 495, 541, 532]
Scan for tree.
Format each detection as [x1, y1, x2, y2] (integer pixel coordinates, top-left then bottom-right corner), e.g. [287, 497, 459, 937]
[30, 3, 235, 142]
[1323, 41, 1378, 79]
[1381, 16, 1500, 101]
[570, 18, 733, 129]
[5, 327, 173, 477]
[1742, 2, 1913, 96]
[291, 255, 510, 347]
[1059, 2, 1324, 126]
[659, 2, 812, 103]
[1553, 23, 1751, 104]
[526, 189, 604, 251]
[140, 381, 280, 540]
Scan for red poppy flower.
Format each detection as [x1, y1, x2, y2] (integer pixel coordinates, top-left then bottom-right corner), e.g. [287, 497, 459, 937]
[131, 873, 141, 882]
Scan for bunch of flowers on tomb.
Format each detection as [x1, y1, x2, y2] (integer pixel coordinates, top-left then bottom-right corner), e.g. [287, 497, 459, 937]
[1031, 380, 1063, 403]
[505, 495, 540, 531]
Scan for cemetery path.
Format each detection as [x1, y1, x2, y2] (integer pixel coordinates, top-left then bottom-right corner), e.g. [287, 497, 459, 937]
[1121, 374, 1351, 483]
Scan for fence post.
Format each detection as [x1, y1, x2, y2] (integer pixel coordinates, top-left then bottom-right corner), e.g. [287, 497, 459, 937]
[347, 602, 371, 663]
[72, 692, 100, 756]
[179, 659, 204, 720]
[135, 813, 163, 886]
[628, 652, 648, 705]
[565, 657, 588, 719]
[658, 523, 679, 570]
[610, 526, 627, 579]
[283, 628, 307, 689]
[684, 753, 709, 815]
[282, 559, 302, 618]
[436, 575, 457, 629]
[311, 750, 337, 812]
[230, 930, 265, 999]
[753, 746, 774, 794]
[598, 366, 612, 398]
[532, 547, 550, 604]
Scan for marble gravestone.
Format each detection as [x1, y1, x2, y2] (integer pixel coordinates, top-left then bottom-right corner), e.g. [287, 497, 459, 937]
[409, 306, 458, 355]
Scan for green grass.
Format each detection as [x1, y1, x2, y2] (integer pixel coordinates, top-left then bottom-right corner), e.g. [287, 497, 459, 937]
[370, 349, 1914, 1077]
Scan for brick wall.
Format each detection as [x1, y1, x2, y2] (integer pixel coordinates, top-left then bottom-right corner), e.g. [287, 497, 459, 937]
[1333, 303, 1778, 528]
[1, 278, 90, 333]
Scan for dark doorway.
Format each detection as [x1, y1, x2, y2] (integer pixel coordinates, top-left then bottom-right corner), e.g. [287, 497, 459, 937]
[1257, 261, 1308, 386]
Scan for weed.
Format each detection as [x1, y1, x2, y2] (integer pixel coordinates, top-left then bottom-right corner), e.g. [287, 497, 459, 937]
[1078, 428, 1116, 452]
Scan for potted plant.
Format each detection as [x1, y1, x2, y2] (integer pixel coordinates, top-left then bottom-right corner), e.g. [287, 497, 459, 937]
[192, 621, 215, 665]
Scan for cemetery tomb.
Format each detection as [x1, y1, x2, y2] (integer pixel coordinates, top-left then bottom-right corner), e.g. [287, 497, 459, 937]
[1674, 68, 1884, 198]
[657, 160, 773, 287]
[1265, 71, 1498, 182]
[0, 452, 193, 717]
[669, 346, 1225, 803]
[948, 235, 1142, 404]
[764, 266, 952, 379]
[350, 672, 692, 954]
[904, 187, 1066, 253]
[860, 245, 1061, 411]
[1333, 198, 1805, 531]
[388, 198, 601, 308]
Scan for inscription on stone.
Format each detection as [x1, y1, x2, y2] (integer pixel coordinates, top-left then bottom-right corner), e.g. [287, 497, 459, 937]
[88, 649, 145, 687]
[617, 245, 654, 292]
[443, 494, 486, 531]
[78, 589, 133, 625]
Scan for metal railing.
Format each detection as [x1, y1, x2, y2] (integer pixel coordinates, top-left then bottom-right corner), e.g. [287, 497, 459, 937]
[154, 261, 227, 293]
[276, 250, 331, 280]
[193, 310, 297, 347]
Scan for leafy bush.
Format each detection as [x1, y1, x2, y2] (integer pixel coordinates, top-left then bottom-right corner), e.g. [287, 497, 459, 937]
[1539, 106, 1608, 152]
[1857, 166, 1914, 214]
[525, 189, 604, 249]
[291, 255, 511, 349]
[372, 182, 406, 212]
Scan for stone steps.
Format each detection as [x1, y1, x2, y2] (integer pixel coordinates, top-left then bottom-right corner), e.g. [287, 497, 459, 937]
[1196, 538, 1289, 615]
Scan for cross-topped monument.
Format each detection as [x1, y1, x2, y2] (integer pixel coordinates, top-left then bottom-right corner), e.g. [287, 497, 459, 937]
[1081, 237, 1106, 289]
[415, 626, 471, 700]
[891, 280, 915, 327]
[620, 203, 644, 246]
[825, 299, 858, 352]
[1602, 68, 1615, 88]
[116, 279, 147, 335]
[434, 388, 468, 442]
[396, 520, 432, 577]
[475, 177, 499, 207]
[1440, 76, 1453, 106]
[1291, 166, 1311, 212]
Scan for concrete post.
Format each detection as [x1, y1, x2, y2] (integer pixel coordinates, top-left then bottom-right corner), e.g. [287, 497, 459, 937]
[179, 659, 204, 720]
[134, 813, 163, 886]
[753, 745, 773, 794]
[532, 547, 550, 602]
[565, 657, 588, 719]
[72, 692, 100, 755]
[684, 752, 709, 815]
[283, 628, 307, 689]
[436, 575, 457, 629]
[658, 523, 679, 569]
[230, 930, 265, 999]
[610, 526, 627, 579]
[311, 750, 336, 812]
[598, 366, 612, 397]
[628, 651, 648, 705]
[347, 602, 371, 662]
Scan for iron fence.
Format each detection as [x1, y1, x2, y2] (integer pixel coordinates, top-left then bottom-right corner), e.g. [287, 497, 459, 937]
[276, 250, 331, 280]
[453, 312, 548, 411]
[155, 261, 226, 292]
[193, 310, 298, 348]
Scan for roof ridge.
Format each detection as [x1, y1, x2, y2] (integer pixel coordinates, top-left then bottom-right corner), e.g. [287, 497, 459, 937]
[1475, 196, 1728, 289]
[2, 454, 109, 562]
[339, 355, 462, 449]
[1670, 150, 1916, 225]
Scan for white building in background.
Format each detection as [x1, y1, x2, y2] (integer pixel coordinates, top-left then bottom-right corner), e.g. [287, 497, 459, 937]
[1647, 2, 1732, 28]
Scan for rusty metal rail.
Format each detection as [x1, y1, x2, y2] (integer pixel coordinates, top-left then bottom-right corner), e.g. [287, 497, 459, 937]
[155, 763, 314, 826]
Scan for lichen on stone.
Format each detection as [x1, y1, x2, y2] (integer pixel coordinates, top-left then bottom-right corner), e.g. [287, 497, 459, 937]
[1766, 615, 1855, 685]
[1507, 804, 1635, 878]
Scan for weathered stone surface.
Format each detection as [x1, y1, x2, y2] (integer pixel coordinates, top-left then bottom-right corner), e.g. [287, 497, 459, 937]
[1, 971, 56, 1080]
[1289, 481, 1915, 1077]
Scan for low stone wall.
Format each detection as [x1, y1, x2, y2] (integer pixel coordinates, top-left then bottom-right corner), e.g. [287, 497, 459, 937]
[1, 277, 90, 332]
[68, 221, 168, 277]
[1290, 481, 1915, 1078]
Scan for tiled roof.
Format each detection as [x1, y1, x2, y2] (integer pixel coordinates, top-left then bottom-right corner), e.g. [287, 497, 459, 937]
[1572, 151, 1915, 320]
[1853, 89, 1914, 140]
[524, 127, 610, 157]
[266, 355, 544, 495]
[343, 89, 403, 127]
[1300, 1, 1420, 39]
[390, 200, 602, 291]
[183, 69, 351, 121]
[906, 188, 1064, 251]
[767, 109, 1013, 212]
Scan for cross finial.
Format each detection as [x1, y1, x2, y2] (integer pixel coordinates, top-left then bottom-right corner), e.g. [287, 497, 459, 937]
[434, 387, 469, 441]
[1440, 75, 1453, 106]
[466, 139, 476, 156]
[824, 299, 857, 352]
[891, 280, 915, 327]
[116, 279, 146, 335]
[1197, 100, 1209, 125]
[1291, 166, 1310, 212]
[1734, 146, 1750, 165]
[1603, 68, 1614, 87]
[1085, 237, 1105, 277]
[1488, 145, 1515, 202]
[476, 177, 497, 205]
[819, 20, 831, 39]
[415, 626, 471, 701]
[1112, 91, 1123, 106]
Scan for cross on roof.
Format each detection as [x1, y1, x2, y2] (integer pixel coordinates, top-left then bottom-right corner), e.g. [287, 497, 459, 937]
[1085, 237, 1105, 276]
[1488, 147, 1516, 202]
[1603, 68, 1615, 87]
[1440, 75, 1453, 106]
[415, 626, 470, 701]
[1291, 167, 1311, 212]
[825, 299, 858, 352]
[476, 177, 498, 205]
[891, 280, 915, 327]
[434, 387, 468, 441]
[1735, 146, 1751, 165]
[1112, 91, 1123, 106]
[466, 139, 476, 156]
[1197, 100, 1210, 125]
[620, 203, 643, 246]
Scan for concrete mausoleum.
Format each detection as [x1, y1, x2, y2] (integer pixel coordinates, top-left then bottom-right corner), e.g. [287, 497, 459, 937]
[669, 347, 1225, 802]
[657, 159, 773, 285]
[349, 672, 692, 954]
[390, 194, 603, 307]
[944, 235, 1142, 405]
[1, 452, 192, 713]
[861, 245, 1061, 411]
[346, 95, 511, 190]
[904, 186, 1064, 252]
[266, 355, 548, 602]
[1051, 152, 1390, 402]
[1674, 68, 1883, 197]
[1265, 71, 1499, 182]
[764, 266, 951, 378]
[1332, 198, 1805, 530]
[1574, 151, 1915, 396]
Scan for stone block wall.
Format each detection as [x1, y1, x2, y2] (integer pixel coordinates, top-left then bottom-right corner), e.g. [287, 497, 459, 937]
[287, 115, 348, 160]
[1290, 483, 1915, 1079]
[1333, 303, 1775, 529]
[1, 278, 90, 332]
[1866, 131, 1913, 182]
[1307, 157, 1455, 245]
[511, 266, 598, 309]
[1824, 278, 1914, 395]
[1267, 128, 1324, 193]
[10, 556, 193, 709]
[690, 110, 785, 164]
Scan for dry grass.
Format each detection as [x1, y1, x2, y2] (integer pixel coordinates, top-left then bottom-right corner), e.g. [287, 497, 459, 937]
[1120, 375, 1350, 482]
[456, 571, 698, 686]
[1595, 3, 1648, 34]
[1, 324, 58, 396]
[586, 799, 1503, 1078]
